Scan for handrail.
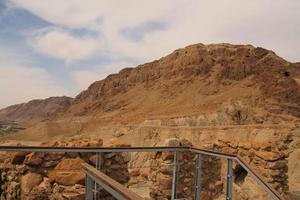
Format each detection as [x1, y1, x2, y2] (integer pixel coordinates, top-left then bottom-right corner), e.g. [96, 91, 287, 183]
[0, 145, 285, 200]
[82, 163, 144, 200]
[0, 146, 188, 152]
[235, 156, 283, 200]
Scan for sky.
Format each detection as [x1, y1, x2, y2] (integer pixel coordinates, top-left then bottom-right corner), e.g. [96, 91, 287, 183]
[0, 0, 299, 109]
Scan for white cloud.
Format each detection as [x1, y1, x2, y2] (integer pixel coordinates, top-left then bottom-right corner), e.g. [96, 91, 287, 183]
[9, 0, 174, 30]
[0, 47, 69, 108]
[30, 28, 100, 65]
[10, 0, 300, 63]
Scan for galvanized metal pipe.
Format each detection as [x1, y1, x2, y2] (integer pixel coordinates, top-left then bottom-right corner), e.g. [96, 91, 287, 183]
[85, 175, 94, 200]
[83, 168, 129, 200]
[226, 159, 233, 200]
[195, 154, 202, 200]
[171, 151, 179, 200]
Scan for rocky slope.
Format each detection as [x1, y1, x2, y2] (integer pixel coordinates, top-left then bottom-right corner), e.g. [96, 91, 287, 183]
[60, 43, 300, 127]
[1, 44, 300, 137]
[0, 121, 24, 136]
[0, 96, 73, 126]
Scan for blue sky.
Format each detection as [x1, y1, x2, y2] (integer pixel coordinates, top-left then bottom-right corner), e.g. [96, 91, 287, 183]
[0, 0, 299, 108]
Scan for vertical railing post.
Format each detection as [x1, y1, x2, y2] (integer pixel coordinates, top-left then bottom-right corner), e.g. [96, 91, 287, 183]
[85, 175, 94, 200]
[171, 151, 179, 200]
[226, 159, 233, 200]
[195, 154, 202, 200]
[94, 152, 101, 199]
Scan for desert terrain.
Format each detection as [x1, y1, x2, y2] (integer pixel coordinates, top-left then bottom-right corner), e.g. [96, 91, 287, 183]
[0, 43, 299, 200]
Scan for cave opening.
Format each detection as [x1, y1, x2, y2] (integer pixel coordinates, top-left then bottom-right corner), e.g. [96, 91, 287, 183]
[234, 164, 248, 185]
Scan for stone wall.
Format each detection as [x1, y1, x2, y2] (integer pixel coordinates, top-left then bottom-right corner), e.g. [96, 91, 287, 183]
[215, 135, 291, 199]
[149, 138, 223, 200]
[96, 138, 131, 200]
[0, 137, 131, 200]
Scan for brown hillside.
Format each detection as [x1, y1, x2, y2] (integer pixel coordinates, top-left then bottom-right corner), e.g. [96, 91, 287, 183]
[58, 43, 300, 125]
[0, 96, 73, 125]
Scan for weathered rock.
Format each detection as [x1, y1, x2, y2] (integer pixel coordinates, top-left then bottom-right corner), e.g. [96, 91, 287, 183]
[255, 151, 286, 161]
[164, 138, 180, 147]
[24, 153, 44, 166]
[11, 152, 29, 164]
[49, 184, 85, 200]
[6, 181, 20, 200]
[48, 158, 85, 186]
[28, 187, 50, 200]
[21, 172, 43, 199]
[157, 174, 172, 189]
[106, 138, 130, 148]
[44, 153, 65, 161]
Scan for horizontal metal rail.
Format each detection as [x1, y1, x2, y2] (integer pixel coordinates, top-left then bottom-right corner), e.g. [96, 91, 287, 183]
[0, 146, 188, 153]
[0, 145, 284, 200]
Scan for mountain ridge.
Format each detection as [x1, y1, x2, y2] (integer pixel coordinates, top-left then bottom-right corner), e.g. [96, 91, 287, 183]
[0, 96, 73, 125]
[0, 43, 300, 134]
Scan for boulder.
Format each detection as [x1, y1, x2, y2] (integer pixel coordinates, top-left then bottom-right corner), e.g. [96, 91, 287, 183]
[44, 152, 65, 161]
[24, 153, 44, 166]
[157, 174, 172, 189]
[50, 184, 85, 200]
[21, 173, 43, 198]
[48, 158, 85, 186]
[255, 151, 286, 161]
[163, 138, 180, 147]
[106, 138, 130, 147]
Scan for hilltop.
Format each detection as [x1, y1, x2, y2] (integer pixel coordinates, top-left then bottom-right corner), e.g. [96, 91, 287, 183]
[62, 43, 300, 126]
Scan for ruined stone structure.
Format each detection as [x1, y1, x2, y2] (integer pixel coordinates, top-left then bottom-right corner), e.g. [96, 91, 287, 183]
[0, 137, 131, 200]
[149, 138, 223, 200]
[215, 134, 291, 199]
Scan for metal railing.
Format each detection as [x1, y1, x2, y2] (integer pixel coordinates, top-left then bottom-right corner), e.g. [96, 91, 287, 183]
[82, 162, 144, 200]
[0, 145, 284, 200]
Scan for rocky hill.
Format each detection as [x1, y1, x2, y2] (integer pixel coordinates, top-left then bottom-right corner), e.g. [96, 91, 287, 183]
[1, 43, 300, 137]
[0, 96, 73, 126]
[60, 43, 300, 126]
[0, 43, 300, 199]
